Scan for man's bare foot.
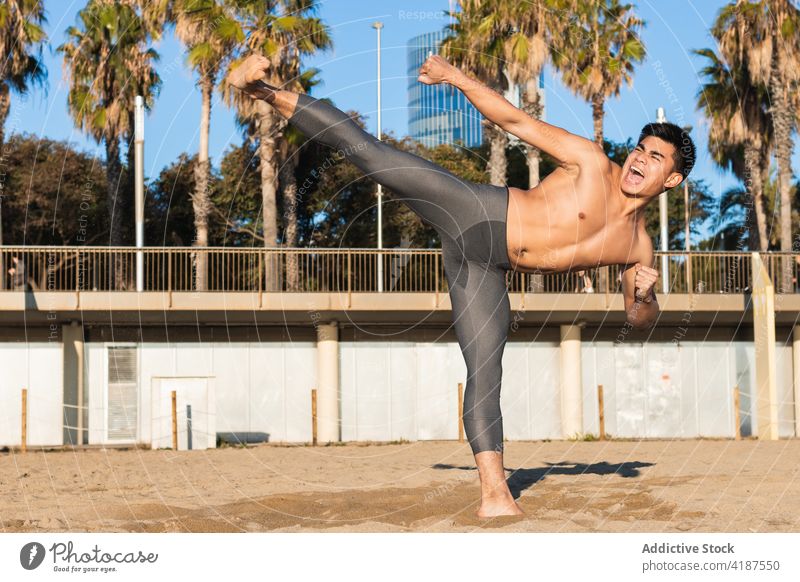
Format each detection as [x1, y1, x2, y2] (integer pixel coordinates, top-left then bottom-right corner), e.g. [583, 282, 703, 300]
[227, 54, 270, 94]
[476, 494, 525, 518]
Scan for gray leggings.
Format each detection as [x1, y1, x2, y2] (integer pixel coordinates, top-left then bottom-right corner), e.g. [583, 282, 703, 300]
[288, 93, 512, 455]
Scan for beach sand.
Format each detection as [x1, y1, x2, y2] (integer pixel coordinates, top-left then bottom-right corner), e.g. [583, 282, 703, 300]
[2, 439, 798, 533]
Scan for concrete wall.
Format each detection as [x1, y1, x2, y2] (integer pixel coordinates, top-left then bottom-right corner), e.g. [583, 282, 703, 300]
[84, 342, 317, 446]
[0, 338, 796, 447]
[581, 341, 794, 439]
[0, 343, 63, 446]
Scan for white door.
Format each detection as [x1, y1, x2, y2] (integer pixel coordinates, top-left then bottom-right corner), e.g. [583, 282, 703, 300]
[152, 378, 215, 450]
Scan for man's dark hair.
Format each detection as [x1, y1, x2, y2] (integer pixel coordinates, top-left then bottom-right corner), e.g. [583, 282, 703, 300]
[637, 122, 696, 179]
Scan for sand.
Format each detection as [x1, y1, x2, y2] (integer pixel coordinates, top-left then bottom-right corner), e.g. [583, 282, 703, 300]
[1, 439, 799, 533]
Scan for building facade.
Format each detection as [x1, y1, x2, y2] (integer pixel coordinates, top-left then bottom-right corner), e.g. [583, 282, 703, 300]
[407, 31, 484, 148]
[407, 31, 545, 148]
[2, 248, 798, 449]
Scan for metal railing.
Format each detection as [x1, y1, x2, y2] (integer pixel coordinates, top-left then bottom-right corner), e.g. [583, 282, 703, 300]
[0, 247, 798, 295]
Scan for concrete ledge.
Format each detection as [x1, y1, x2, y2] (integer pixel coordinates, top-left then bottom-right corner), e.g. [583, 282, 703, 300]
[0, 291, 768, 328]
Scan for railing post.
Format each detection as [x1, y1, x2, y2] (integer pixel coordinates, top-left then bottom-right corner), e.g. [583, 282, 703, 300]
[686, 252, 693, 295]
[258, 250, 263, 309]
[75, 250, 80, 308]
[167, 251, 172, 308]
[435, 251, 439, 307]
[347, 250, 352, 309]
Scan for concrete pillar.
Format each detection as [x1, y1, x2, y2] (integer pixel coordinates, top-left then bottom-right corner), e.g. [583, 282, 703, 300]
[560, 324, 583, 438]
[316, 322, 340, 443]
[752, 252, 779, 440]
[793, 326, 800, 438]
[62, 321, 85, 446]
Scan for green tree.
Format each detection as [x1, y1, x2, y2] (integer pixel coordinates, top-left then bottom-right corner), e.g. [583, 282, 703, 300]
[716, 0, 800, 288]
[58, 0, 161, 288]
[223, 0, 331, 290]
[694, 42, 771, 251]
[550, 0, 646, 146]
[0, 0, 47, 149]
[0, 134, 109, 245]
[169, 0, 244, 289]
[216, 140, 264, 246]
[441, 0, 513, 187]
[485, 0, 551, 187]
[147, 153, 208, 247]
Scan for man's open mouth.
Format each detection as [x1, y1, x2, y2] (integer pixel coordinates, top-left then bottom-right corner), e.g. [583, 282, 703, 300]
[626, 165, 645, 185]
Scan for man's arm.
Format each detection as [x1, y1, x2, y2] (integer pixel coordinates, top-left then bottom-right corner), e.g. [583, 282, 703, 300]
[620, 261, 660, 330]
[417, 55, 603, 168]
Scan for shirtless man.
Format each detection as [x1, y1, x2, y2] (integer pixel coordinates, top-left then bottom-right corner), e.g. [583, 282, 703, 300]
[227, 53, 695, 518]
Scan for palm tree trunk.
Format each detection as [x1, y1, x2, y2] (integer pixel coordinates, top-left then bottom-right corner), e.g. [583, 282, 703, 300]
[105, 136, 126, 288]
[484, 122, 508, 187]
[769, 62, 795, 291]
[258, 103, 281, 291]
[743, 142, 768, 251]
[590, 93, 610, 291]
[591, 94, 604, 147]
[522, 79, 542, 188]
[193, 78, 213, 291]
[280, 146, 301, 291]
[0, 83, 9, 147]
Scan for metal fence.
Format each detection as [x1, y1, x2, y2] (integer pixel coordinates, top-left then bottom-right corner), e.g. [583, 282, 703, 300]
[0, 247, 798, 294]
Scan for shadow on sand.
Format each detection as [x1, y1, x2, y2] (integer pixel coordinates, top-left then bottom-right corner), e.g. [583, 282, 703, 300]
[432, 460, 654, 498]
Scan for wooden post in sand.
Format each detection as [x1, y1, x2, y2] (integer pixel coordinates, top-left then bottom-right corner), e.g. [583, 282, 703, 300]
[21, 388, 27, 453]
[171, 390, 178, 450]
[457, 382, 464, 442]
[597, 385, 606, 440]
[311, 388, 318, 446]
[733, 386, 741, 440]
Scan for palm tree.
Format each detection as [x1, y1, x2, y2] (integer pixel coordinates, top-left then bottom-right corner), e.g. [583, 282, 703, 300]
[224, 0, 331, 291]
[696, 28, 773, 251]
[550, 0, 645, 146]
[59, 0, 160, 286]
[0, 0, 47, 148]
[715, 0, 800, 289]
[695, 46, 771, 251]
[170, 0, 244, 290]
[278, 68, 321, 291]
[441, 0, 512, 186]
[495, 1, 551, 188]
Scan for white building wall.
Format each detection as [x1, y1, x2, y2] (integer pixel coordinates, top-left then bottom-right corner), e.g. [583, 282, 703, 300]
[502, 342, 561, 440]
[0, 343, 62, 446]
[1, 338, 796, 447]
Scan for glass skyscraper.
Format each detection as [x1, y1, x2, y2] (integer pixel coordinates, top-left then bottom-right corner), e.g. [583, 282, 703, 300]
[407, 31, 483, 148]
[407, 31, 545, 149]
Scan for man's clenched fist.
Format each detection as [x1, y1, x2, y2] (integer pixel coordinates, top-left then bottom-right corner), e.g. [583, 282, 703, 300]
[634, 263, 658, 302]
[417, 54, 458, 85]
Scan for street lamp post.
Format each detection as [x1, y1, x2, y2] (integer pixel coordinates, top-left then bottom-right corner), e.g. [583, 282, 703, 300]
[656, 107, 669, 294]
[682, 124, 693, 253]
[134, 96, 145, 292]
[372, 21, 384, 292]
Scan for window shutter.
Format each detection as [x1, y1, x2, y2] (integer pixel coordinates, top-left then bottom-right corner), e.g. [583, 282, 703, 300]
[108, 346, 138, 440]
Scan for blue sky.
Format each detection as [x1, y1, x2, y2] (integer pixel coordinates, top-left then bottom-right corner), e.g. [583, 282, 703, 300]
[8, 0, 799, 205]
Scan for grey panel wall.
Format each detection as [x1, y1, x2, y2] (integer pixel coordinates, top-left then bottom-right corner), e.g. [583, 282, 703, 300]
[580, 341, 796, 440]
